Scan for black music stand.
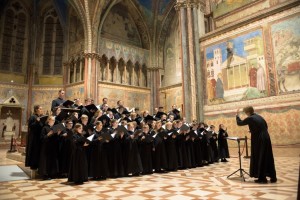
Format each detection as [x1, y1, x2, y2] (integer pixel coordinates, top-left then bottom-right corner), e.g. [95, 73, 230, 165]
[226, 137, 250, 181]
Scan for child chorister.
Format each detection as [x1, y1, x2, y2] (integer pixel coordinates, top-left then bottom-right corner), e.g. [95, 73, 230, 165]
[68, 123, 90, 184]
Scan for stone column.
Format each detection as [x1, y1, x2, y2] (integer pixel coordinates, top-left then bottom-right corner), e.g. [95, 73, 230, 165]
[193, 2, 205, 121]
[175, 2, 191, 121]
[187, 2, 197, 121]
[83, 53, 97, 101]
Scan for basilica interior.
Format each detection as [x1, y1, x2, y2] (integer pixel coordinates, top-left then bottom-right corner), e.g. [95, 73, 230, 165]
[0, 0, 299, 199]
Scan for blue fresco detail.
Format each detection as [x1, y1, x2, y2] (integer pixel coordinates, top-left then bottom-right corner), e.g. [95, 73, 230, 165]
[206, 31, 262, 61]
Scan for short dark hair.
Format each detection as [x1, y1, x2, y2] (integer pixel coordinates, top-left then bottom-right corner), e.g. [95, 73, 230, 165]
[33, 105, 41, 113]
[243, 106, 254, 115]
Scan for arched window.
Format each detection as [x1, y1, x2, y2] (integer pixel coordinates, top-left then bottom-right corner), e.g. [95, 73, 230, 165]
[0, 1, 28, 74]
[42, 9, 64, 75]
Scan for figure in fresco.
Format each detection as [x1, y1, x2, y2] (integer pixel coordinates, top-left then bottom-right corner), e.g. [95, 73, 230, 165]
[211, 77, 217, 99]
[226, 42, 234, 68]
[207, 78, 214, 101]
[249, 65, 257, 87]
[277, 66, 288, 93]
[216, 73, 224, 99]
[256, 64, 266, 93]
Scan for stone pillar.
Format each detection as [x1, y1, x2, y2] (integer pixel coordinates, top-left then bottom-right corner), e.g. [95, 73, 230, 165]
[175, 2, 191, 121]
[193, 2, 205, 121]
[106, 62, 109, 82]
[149, 68, 160, 112]
[83, 53, 97, 101]
[187, 2, 197, 121]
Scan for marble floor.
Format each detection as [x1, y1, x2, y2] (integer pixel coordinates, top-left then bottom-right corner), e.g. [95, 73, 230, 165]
[0, 145, 299, 200]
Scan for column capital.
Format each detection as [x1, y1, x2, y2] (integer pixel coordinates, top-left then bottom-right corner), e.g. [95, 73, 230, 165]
[83, 52, 100, 60]
[174, 2, 186, 11]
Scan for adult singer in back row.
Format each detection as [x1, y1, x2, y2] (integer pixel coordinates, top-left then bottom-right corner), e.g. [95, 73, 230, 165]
[236, 106, 277, 183]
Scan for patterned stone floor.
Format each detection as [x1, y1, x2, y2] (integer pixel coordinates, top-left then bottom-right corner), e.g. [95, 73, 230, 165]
[0, 146, 299, 200]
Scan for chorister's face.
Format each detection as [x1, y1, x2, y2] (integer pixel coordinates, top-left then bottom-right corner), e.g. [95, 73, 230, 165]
[59, 91, 65, 98]
[48, 119, 55, 126]
[36, 107, 43, 115]
[96, 123, 103, 130]
[82, 119, 88, 124]
[77, 126, 83, 134]
[66, 122, 73, 129]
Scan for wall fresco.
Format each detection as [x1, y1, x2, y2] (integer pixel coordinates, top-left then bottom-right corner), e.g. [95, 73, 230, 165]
[270, 15, 300, 94]
[205, 30, 268, 104]
[98, 83, 151, 112]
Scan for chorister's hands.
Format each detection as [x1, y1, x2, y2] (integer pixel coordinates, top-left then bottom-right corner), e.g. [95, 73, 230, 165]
[36, 117, 40, 122]
[84, 142, 89, 146]
[47, 130, 53, 137]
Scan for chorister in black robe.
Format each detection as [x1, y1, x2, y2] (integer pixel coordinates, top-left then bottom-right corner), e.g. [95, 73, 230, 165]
[38, 125, 59, 178]
[151, 129, 168, 172]
[191, 130, 203, 167]
[107, 127, 126, 178]
[25, 114, 44, 170]
[210, 131, 219, 162]
[236, 114, 276, 180]
[165, 129, 178, 171]
[124, 131, 143, 175]
[138, 132, 153, 174]
[218, 128, 230, 160]
[58, 128, 74, 175]
[68, 133, 89, 184]
[88, 130, 110, 179]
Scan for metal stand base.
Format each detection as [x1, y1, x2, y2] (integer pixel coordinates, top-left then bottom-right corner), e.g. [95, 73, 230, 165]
[227, 138, 250, 181]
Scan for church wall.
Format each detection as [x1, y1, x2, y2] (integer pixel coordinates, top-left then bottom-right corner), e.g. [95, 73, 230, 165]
[212, 0, 298, 28]
[31, 87, 62, 116]
[0, 84, 28, 125]
[159, 84, 183, 113]
[201, 5, 300, 145]
[98, 82, 150, 112]
[65, 83, 85, 102]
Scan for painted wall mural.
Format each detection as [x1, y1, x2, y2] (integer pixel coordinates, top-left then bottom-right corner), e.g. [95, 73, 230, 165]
[102, 4, 142, 47]
[65, 84, 85, 102]
[205, 30, 268, 104]
[160, 85, 183, 113]
[31, 89, 59, 115]
[212, 0, 260, 18]
[271, 15, 300, 94]
[99, 83, 150, 112]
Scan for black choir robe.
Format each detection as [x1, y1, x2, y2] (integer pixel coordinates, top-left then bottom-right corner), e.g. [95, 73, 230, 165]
[89, 130, 110, 179]
[176, 132, 191, 169]
[218, 128, 230, 159]
[68, 133, 89, 184]
[38, 125, 59, 177]
[25, 114, 44, 170]
[210, 131, 219, 162]
[58, 128, 74, 174]
[124, 131, 143, 175]
[151, 129, 168, 172]
[107, 127, 126, 178]
[165, 129, 178, 171]
[138, 132, 153, 174]
[236, 114, 276, 179]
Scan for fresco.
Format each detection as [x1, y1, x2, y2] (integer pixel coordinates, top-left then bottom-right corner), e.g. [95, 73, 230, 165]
[271, 15, 300, 94]
[65, 84, 85, 102]
[31, 89, 58, 115]
[99, 84, 150, 111]
[212, 0, 259, 18]
[205, 30, 268, 104]
[102, 4, 142, 47]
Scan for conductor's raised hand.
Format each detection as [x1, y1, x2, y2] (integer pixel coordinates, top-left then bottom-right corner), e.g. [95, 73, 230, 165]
[236, 108, 240, 116]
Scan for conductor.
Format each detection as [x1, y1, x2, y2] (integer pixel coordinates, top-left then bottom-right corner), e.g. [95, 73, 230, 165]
[236, 106, 277, 183]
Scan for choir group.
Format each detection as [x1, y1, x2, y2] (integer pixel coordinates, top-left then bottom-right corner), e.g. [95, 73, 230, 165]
[25, 90, 230, 184]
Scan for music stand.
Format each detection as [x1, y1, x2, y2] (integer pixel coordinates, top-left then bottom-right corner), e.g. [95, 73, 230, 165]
[226, 137, 250, 181]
